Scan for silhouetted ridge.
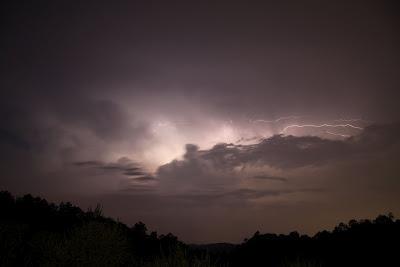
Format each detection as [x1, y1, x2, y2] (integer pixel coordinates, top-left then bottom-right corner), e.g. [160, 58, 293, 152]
[1, 190, 399, 267]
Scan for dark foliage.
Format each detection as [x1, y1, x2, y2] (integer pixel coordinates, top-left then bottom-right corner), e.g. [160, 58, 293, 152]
[231, 213, 400, 267]
[1, 190, 399, 266]
[0, 191, 182, 266]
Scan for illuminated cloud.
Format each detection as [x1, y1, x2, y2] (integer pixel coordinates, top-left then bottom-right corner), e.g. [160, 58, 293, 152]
[156, 123, 399, 175]
[2, 0, 400, 243]
[281, 123, 363, 134]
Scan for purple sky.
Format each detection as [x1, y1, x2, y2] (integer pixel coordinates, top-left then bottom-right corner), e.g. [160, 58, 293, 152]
[1, 0, 400, 243]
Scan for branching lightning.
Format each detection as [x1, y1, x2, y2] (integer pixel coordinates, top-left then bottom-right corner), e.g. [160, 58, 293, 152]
[334, 118, 371, 123]
[325, 131, 351, 138]
[250, 116, 303, 123]
[281, 123, 363, 134]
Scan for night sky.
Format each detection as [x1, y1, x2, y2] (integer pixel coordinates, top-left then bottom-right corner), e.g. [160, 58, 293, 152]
[1, 1, 400, 243]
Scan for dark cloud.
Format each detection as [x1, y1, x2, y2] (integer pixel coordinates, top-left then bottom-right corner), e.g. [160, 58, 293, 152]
[251, 175, 288, 182]
[150, 123, 400, 211]
[130, 176, 156, 182]
[0, 128, 30, 150]
[173, 188, 324, 203]
[74, 157, 151, 180]
[53, 99, 149, 142]
[160, 123, 400, 173]
[73, 161, 102, 167]
[123, 170, 146, 177]
[221, 188, 323, 200]
[119, 184, 156, 194]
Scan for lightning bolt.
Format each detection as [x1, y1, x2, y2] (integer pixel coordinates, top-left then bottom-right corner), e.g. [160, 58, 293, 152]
[333, 118, 371, 123]
[250, 116, 303, 123]
[281, 123, 363, 134]
[325, 131, 351, 138]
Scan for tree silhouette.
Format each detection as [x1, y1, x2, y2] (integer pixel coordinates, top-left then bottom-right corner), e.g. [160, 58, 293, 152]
[1, 190, 399, 266]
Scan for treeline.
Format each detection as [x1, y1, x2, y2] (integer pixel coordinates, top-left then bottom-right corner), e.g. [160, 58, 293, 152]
[1, 191, 399, 266]
[231, 213, 400, 266]
[0, 191, 186, 266]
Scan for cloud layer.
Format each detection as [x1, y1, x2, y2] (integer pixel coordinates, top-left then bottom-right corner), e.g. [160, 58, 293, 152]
[2, 0, 400, 242]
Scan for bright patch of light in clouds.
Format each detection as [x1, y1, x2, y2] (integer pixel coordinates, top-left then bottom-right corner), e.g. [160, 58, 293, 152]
[124, 115, 368, 171]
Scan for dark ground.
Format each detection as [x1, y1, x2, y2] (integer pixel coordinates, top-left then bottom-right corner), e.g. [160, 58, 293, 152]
[1, 190, 399, 266]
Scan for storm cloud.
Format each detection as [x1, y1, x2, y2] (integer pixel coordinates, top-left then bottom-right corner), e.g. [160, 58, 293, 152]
[1, 0, 400, 242]
[158, 123, 400, 175]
